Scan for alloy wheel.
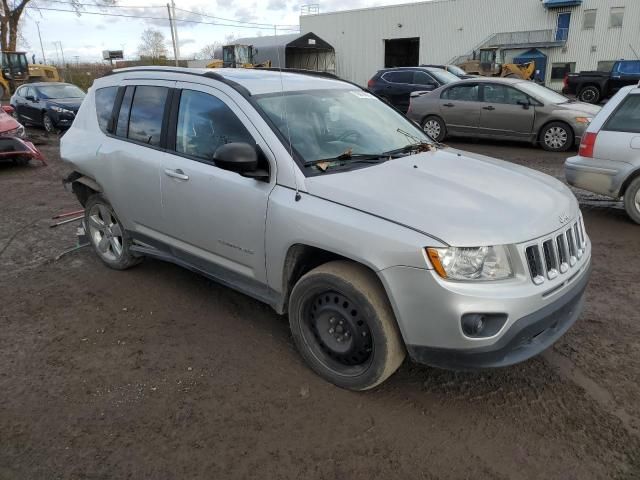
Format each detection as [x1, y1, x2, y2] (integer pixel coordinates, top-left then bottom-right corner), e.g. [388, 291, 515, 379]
[87, 203, 124, 262]
[43, 114, 54, 133]
[635, 189, 640, 214]
[423, 119, 441, 140]
[302, 290, 373, 375]
[544, 126, 568, 150]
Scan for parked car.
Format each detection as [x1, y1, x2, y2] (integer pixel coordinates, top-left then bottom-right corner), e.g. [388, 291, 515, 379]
[0, 105, 44, 166]
[563, 60, 640, 104]
[367, 66, 460, 112]
[565, 82, 640, 224]
[10, 82, 85, 132]
[62, 67, 591, 390]
[421, 64, 475, 79]
[407, 77, 600, 152]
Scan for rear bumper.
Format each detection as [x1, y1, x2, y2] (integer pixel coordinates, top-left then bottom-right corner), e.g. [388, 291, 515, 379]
[565, 155, 632, 197]
[406, 263, 590, 370]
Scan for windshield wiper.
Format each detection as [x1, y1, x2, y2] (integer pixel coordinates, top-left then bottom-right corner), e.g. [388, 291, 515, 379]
[304, 153, 390, 167]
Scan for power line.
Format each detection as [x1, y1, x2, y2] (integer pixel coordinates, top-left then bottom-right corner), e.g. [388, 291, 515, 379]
[26, 6, 300, 30]
[33, 0, 299, 28]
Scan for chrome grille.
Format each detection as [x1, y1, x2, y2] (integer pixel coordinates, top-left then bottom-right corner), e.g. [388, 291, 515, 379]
[525, 217, 587, 285]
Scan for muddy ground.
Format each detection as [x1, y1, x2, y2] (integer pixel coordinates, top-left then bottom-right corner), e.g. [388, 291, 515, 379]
[0, 131, 638, 479]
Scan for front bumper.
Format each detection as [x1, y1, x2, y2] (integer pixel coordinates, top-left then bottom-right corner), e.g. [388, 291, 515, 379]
[50, 110, 77, 128]
[565, 155, 632, 198]
[406, 263, 590, 369]
[0, 136, 46, 164]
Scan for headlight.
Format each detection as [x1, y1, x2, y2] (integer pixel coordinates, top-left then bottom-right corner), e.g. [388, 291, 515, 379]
[51, 106, 74, 115]
[0, 125, 25, 138]
[425, 246, 513, 281]
[575, 117, 592, 124]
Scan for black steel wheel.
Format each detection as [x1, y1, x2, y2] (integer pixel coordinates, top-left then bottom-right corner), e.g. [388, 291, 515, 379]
[289, 261, 405, 390]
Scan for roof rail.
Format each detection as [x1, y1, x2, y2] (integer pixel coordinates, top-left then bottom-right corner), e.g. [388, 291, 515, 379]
[254, 67, 338, 79]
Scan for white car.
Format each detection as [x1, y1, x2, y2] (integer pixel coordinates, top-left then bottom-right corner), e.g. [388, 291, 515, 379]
[565, 82, 640, 224]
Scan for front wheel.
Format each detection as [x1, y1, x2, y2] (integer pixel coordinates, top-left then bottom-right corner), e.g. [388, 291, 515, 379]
[85, 194, 142, 270]
[288, 261, 406, 391]
[422, 115, 446, 142]
[540, 122, 574, 152]
[578, 86, 600, 104]
[43, 113, 55, 133]
[623, 177, 640, 225]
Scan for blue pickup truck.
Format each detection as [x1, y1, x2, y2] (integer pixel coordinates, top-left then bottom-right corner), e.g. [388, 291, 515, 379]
[563, 60, 640, 104]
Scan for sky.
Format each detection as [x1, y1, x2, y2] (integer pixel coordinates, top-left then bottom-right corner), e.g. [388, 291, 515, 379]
[19, 0, 424, 63]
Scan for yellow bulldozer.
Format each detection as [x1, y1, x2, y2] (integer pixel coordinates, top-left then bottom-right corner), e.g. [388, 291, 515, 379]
[206, 44, 271, 69]
[0, 51, 62, 98]
[459, 46, 535, 80]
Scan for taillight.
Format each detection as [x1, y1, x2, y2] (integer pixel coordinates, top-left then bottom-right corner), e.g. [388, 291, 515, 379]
[579, 132, 597, 158]
[563, 74, 569, 88]
[367, 78, 374, 89]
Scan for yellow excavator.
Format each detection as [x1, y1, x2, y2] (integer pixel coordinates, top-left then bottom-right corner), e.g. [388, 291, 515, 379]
[206, 44, 271, 69]
[0, 51, 62, 98]
[459, 46, 535, 80]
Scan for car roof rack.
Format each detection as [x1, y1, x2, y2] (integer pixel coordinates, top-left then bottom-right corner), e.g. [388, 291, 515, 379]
[253, 67, 338, 79]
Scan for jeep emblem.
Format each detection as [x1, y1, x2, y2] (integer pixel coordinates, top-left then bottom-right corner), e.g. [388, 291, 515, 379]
[559, 213, 570, 224]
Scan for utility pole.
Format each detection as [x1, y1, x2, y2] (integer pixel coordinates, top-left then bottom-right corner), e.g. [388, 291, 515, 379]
[166, 3, 179, 66]
[36, 22, 46, 64]
[56, 41, 66, 67]
[171, 0, 180, 63]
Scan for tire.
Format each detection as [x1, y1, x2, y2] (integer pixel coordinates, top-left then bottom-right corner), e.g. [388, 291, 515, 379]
[540, 122, 574, 152]
[42, 112, 55, 133]
[288, 260, 406, 391]
[577, 86, 600, 104]
[84, 194, 142, 270]
[623, 177, 640, 225]
[421, 115, 446, 142]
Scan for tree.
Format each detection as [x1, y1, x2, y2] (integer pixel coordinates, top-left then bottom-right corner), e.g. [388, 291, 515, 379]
[0, 0, 115, 52]
[137, 28, 168, 59]
[197, 42, 222, 60]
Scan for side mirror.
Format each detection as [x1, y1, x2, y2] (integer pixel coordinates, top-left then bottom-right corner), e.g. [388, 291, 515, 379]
[2, 105, 14, 115]
[213, 142, 269, 180]
[25, 95, 35, 101]
[517, 99, 531, 109]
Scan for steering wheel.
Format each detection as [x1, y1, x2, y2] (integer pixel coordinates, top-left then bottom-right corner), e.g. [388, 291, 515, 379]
[337, 130, 362, 142]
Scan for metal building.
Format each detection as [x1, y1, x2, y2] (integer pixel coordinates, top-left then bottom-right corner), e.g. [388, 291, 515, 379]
[300, 0, 640, 88]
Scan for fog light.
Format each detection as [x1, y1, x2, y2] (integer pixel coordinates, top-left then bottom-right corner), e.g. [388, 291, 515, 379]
[462, 314, 485, 336]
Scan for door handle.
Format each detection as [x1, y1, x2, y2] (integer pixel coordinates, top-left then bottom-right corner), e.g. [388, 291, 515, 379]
[443, 103, 455, 107]
[482, 106, 496, 111]
[164, 168, 189, 180]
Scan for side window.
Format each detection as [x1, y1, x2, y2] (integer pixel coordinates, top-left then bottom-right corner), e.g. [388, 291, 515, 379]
[116, 86, 134, 138]
[442, 84, 479, 101]
[505, 87, 530, 105]
[25, 87, 34, 98]
[127, 86, 168, 146]
[175, 90, 254, 161]
[16, 86, 25, 97]
[603, 95, 640, 134]
[617, 62, 640, 75]
[413, 71, 435, 86]
[383, 71, 413, 84]
[94, 86, 118, 133]
[482, 84, 509, 104]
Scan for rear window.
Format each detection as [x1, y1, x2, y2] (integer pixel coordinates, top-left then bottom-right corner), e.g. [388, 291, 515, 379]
[94, 86, 117, 133]
[603, 94, 640, 133]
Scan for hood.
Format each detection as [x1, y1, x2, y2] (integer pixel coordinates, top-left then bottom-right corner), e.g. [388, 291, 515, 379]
[46, 98, 83, 110]
[305, 148, 578, 247]
[554, 101, 601, 116]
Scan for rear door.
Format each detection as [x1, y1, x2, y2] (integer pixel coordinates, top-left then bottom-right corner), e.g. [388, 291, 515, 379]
[381, 71, 415, 111]
[159, 82, 275, 286]
[478, 83, 535, 139]
[438, 83, 481, 135]
[96, 80, 175, 239]
[594, 92, 640, 164]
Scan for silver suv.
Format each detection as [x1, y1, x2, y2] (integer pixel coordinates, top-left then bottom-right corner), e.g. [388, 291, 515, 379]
[62, 67, 591, 390]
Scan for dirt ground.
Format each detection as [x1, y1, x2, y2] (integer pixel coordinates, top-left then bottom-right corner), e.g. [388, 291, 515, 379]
[1, 131, 639, 480]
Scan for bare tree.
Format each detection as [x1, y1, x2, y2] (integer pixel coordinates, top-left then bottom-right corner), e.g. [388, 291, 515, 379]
[197, 42, 222, 60]
[137, 28, 168, 59]
[0, 0, 115, 52]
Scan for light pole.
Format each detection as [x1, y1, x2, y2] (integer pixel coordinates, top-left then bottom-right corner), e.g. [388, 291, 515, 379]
[36, 22, 46, 64]
[171, 0, 180, 62]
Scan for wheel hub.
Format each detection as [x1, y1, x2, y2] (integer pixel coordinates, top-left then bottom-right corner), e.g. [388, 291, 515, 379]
[307, 292, 372, 366]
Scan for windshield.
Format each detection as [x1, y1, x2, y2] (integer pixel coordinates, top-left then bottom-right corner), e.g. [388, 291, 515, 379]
[36, 84, 85, 99]
[428, 69, 460, 84]
[517, 81, 569, 104]
[445, 65, 467, 77]
[255, 88, 432, 165]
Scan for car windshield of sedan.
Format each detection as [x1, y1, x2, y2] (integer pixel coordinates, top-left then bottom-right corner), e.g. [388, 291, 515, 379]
[255, 88, 432, 165]
[517, 82, 570, 105]
[445, 65, 467, 77]
[37, 85, 85, 99]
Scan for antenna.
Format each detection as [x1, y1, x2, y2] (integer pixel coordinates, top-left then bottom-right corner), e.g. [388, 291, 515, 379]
[274, 24, 301, 201]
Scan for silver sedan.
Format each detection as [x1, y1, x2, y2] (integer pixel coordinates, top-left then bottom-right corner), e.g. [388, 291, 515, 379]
[407, 77, 600, 152]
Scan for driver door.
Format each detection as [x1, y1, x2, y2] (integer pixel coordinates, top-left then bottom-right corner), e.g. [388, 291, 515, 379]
[159, 83, 275, 286]
[478, 83, 535, 139]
